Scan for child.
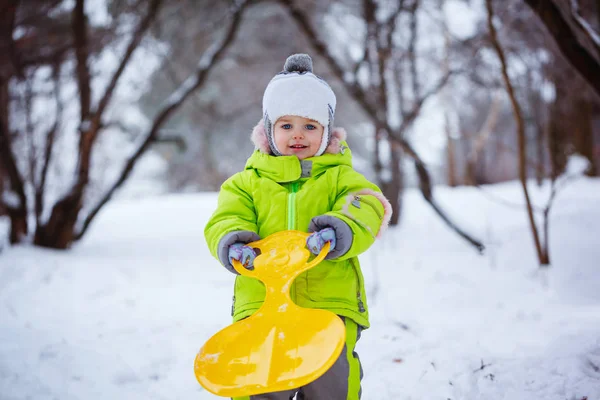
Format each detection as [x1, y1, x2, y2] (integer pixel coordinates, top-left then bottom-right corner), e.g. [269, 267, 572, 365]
[204, 54, 392, 400]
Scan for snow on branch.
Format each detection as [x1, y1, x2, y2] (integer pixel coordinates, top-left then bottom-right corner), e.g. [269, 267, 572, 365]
[93, 0, 163, 126]
[570, 0, 600, 48]
[75, 0, 249, 240]
[162, 73, 200, 109]
[1, 191, 21, 210]
[161, 1, 249, 108]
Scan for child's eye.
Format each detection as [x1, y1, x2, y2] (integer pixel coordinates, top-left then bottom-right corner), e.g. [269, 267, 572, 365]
[281, 124, 292, 129]
[305, 124, 316, 130]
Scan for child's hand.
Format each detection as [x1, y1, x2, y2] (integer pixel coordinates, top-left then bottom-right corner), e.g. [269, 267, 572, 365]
[306, 227, 337, 255]
[228, 243, 257, 270]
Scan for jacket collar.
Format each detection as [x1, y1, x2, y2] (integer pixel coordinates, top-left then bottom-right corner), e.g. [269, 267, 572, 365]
[244, 144, 353, 183]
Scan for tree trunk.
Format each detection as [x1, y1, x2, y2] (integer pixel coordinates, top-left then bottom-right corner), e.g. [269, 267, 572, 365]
[34, 205, 79, 249]
[0, 77, 29, 243]
[547, 95, 569, 178]
[528, 70, 546, 185]
[374, 125, 402, 225]
[7, 207, 27, 244]
[465, 94, 501, 186]
[34, 189, 83, 249]
[381, 143, 403, 226]
[445, 113, 457, 187]
[572, 97, 597, 176]
[487, 0, 548, 266]
[534, 114, 546, 185]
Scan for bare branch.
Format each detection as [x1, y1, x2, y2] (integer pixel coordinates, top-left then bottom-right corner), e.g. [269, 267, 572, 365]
[281, 0, 369, 101]
[364, 0, 390, 112]
[386, 0, 407, 28]
[569, 0, 600, 54]
[99, 119, 139, 140]
[75, 0, 250, 240]
[153, 134, 186, 152]
[524, 0, 600, 95]
[279, 0, 485, 252]
[36, 64, 62, 222]
[396, 69, 456, 135]
[24, 76, 37, 192]
[37, 0, 165, 248]
[487, 0, 547, 265]
[68, 0, 163, 200]
[542, 172, 580, 254]
[92, 0, 163, 125]
[407, 0, 421, 99]
[475, 184, 543, 212]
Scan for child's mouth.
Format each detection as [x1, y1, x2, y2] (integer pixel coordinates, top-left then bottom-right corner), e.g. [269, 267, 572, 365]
[290, 144, 308, 149]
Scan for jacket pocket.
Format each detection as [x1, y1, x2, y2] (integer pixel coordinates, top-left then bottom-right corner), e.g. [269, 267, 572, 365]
[350, 194, 383, 219]
[349, 258, 366, 313]
[306, 260, 358, 305]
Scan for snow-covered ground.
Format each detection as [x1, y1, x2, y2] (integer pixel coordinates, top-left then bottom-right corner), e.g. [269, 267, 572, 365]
[1, 179, 599, 400]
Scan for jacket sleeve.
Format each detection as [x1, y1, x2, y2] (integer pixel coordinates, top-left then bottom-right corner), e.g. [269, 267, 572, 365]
[320, 166, 392, 261]
[204, 172, 260, 268]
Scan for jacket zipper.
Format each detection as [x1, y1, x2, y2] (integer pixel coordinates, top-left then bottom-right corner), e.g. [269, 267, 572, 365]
[231, 183, 300, 317]
[349, 259, 366, 313]
[288, 182, 298, 230]
[288, 182, 299, 303]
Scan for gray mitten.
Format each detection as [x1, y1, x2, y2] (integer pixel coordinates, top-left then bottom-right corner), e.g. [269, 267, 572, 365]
[308, 215, 353, 259]
[217, 230, 260, 273]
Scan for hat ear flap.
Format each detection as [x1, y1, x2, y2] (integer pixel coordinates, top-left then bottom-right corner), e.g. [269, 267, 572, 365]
[264, 112, 283, 156]
[251, 119, 271, 154]
[314, 104, 335, 157]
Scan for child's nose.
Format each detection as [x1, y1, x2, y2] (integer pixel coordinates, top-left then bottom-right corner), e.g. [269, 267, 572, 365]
[292, 129, 304, 139]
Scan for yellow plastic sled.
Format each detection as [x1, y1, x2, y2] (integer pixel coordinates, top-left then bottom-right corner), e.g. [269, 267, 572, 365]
[194, 230, 346, 397]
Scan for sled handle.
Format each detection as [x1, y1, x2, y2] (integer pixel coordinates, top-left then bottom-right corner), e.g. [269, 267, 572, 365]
[231, 231, 330, 278]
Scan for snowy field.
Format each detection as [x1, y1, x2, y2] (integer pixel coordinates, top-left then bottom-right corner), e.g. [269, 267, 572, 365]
[1, 178, 599, 400]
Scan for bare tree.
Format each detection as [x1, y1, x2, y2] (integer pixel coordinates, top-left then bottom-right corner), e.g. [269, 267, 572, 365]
[524, 0, 600, 96]
[1, 0, 250, 248]
[279, 0, 484, 251]
[361, 0, 406, 225]
[486, 0, 549, 266]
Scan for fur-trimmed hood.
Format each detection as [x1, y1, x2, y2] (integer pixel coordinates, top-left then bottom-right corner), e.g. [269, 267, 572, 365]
[250, 119, 348, 156]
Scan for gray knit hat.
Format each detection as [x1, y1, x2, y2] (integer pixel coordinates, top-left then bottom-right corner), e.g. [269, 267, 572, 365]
[262, 54, 337, 156]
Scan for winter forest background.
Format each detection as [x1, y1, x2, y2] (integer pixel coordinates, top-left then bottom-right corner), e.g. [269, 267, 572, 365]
[2, 0, 600, 252]
[1, 0, 600, 399]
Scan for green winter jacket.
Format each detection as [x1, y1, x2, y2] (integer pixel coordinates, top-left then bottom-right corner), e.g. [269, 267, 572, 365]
[204, 143, 388, 328]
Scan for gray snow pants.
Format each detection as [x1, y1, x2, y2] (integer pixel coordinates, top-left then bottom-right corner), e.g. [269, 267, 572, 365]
[232, 317, 363, 400]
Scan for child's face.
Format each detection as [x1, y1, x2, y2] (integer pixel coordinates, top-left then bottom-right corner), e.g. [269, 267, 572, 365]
[273, 115, 324, 160]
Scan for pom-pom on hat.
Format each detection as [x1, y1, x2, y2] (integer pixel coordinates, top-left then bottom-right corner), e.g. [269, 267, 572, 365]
[262, 54, 337, 157]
